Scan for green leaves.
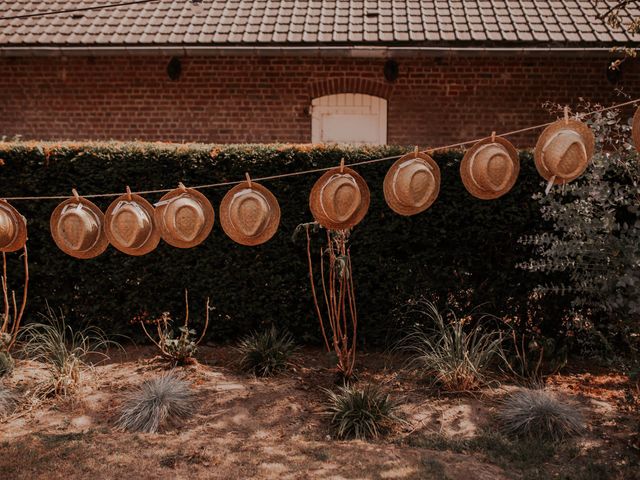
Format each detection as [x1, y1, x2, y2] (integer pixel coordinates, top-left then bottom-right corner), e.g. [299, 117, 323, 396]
[521, 107, 640, 354]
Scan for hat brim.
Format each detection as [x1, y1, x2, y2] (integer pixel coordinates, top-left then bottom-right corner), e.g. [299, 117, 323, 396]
[534, 118, 595, 185]
[50, 197, 109, 259]
[154, 187, 215, 249]
[0, 201, 27, 253]
[219, 182, 280, 246]
[104, 193, 161, 256]
[309, 166, 370, 229]
[460, 136, 520, 200]
[383, 152, 440, 216]
[633, 106, 640, 154]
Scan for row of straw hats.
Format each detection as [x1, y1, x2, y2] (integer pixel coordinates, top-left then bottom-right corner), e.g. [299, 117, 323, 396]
[1, 108, 638, 258]
[47, 177, 281, 259]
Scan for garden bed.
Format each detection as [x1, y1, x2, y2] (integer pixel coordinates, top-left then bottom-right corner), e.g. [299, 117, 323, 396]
[1, 345, 637, 480]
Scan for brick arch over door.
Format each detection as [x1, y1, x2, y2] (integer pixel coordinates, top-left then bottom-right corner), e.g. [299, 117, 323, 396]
[309, 78, 394, 101]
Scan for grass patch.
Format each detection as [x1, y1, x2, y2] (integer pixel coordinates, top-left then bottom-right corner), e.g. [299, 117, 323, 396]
[420, 457, 449, 480]
[406, 429, 558, 472]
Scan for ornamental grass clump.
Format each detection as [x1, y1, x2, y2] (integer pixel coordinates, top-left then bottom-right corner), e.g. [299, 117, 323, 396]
[116, 371, 195, 434]
[497, 388, 584, 441]
[236, 326, 297, 377]
[324, 383, 401, 440]
[21, 304, 116, 397]
[398, 300, 503, 391]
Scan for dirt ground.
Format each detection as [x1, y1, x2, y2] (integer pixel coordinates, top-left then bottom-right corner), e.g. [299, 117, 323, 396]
[0, 345, 638, 480]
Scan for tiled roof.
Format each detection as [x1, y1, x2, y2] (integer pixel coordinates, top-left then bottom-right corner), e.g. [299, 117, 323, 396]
[0, 1, 638, 48]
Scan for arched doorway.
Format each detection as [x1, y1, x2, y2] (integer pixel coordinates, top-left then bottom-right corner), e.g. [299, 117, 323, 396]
[311, 93, 387, 145]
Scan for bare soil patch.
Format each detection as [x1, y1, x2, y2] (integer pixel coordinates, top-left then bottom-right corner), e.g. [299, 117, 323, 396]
[1, 346, 638, 479]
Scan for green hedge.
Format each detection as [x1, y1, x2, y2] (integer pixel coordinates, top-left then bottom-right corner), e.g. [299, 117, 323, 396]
[0, 142, 564, 345]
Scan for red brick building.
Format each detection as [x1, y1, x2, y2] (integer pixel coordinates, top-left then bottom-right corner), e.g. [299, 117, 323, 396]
[1, 1, 638, 147]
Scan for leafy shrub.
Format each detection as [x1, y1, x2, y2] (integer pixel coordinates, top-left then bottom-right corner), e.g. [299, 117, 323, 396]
[20, 304, 116, 396]
[520, 105, 640, 355]
[497, 388, 584, 440]
[0, 384, 18, 417]
[323, 383, 401, 440]
[0, 142, 555, 347]
[397, 300, 503, 391]
[236, 326, 297, 376]
[116, 372, 195, 433]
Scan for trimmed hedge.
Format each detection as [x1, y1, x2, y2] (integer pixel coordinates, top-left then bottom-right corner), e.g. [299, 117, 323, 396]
[0, 142, 564, 345]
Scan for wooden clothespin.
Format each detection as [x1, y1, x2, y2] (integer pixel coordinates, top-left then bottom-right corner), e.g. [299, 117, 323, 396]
[564, 106, 569, 125]
[245, 172, 252, 188]
[178, 182, 187, 191]
[125, 186, 132, 201]
[491, 131, 496, 142]
[339, 158, 345, 173]
[72, 188, 80, 201]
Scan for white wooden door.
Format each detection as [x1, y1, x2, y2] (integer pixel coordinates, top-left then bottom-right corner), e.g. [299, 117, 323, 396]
[311, 93, 387, 145]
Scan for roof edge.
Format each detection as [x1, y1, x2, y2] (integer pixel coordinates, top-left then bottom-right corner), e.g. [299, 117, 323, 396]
[0, 45, 619, 58]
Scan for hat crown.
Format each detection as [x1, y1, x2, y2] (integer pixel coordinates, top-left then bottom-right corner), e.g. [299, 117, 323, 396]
[109, 201, 152, 248]
[470, 143, 514, 192]
[229, 188, 270, 238]
[58, 203, 100, 252]
[164, 195, 205, 243]
[0, 207, 17, 249]
[320, 173, 362, 223]
[542, 129, 587, 179]
[393, 159, 435, 207]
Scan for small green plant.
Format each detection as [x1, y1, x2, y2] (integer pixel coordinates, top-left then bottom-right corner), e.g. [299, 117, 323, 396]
[236, 326, 297, 377]
[497, 388, 584, 441]
[20, 303, 116, 397]
[323, 383, 401, 440]
[397, 300, 503, 391]
[139, 290, 209, 366]
[116, 371, 195, 433]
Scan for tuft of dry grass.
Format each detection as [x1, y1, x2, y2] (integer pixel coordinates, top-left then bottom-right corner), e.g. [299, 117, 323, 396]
[0, 384, 18, 417]
[116, 371, 195, 433]
[497, 388, 585, 441]
[397, 300, 503, 391]
[20, 304, 117, 397]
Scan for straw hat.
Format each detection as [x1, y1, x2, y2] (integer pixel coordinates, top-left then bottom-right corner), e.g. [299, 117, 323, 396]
[384, 150, 440, 216]
[633, 106, 640, 153]
[0, 200, 27, 253]
[309, 163, 370, 230]
[460, 135, 520, 200]
[154, 184, 215, 249]
[219, 175, 280, 246]
[50, 190, 109, 259]
[534, 118, 595, 185]
[104, 188, 160, 256]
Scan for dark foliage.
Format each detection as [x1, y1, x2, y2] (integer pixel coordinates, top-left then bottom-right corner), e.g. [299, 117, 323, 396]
[0, 142, 563, 345]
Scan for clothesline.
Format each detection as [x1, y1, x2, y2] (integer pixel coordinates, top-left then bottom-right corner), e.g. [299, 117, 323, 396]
[2, 97, 639, 202]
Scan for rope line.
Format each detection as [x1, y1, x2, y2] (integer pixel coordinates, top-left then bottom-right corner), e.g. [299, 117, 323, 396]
[2, 98, 639, 202]
[0, 0, 160, 21]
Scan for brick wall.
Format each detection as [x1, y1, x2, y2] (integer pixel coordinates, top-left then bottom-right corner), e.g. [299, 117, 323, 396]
[0, 55, 637, 147]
